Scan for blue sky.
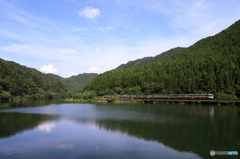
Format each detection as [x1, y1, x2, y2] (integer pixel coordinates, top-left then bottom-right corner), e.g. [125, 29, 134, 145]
[0, 0, 240, 77]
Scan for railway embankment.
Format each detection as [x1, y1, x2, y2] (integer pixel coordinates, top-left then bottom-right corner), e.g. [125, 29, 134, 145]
[66, 97, 240, 105]
[132, 98, 240, 105]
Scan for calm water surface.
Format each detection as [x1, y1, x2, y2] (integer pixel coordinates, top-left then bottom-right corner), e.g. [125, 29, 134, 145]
[0, 100, 239, 159]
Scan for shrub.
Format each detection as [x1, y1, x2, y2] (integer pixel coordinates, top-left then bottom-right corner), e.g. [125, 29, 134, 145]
[214, 93, 238, 99]
[107, 97, 118, 102]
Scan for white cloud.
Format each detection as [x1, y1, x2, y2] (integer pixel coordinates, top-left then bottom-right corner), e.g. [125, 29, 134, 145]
[85, 66, 100, 73]
[40, 64, 58, 73]
[60, 72, 77, 78]
[95, 48, 101, 51]
[78, 7, 100, 19]
[58, 49, 77, 54]
[38, 122, 55, 133]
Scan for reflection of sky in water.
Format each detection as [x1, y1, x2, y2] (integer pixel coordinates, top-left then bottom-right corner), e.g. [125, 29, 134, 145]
[54, 142, 75, 149]
[38, 122, 55, 133]
[0, 118, 202, 159]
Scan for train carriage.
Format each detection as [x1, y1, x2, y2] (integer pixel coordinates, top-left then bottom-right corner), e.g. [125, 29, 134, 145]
[103, 94, 214, 99]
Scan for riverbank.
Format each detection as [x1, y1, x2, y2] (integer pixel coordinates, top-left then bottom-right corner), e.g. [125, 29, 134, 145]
[66, 97, 141, 104]
[65, 97, 240, 105]
[3, 96, 238, 105]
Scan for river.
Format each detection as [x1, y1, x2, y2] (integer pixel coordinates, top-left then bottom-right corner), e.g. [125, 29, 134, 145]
[0, 100, 239, 159]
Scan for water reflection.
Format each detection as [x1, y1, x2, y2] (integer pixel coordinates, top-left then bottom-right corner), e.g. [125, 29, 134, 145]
[0, 102, 239, 159]
[0, 112, 57, 139]
[38, 122, 56, 133]
[0, 100, 67, 108]
[54, 142, 75, 149]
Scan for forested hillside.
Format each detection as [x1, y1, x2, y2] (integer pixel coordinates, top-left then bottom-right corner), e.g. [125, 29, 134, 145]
[48, 73, 98, 93]
[84, 20, 240, 98]
[115, 47, 186, 70]
[0, 59, 67, 101]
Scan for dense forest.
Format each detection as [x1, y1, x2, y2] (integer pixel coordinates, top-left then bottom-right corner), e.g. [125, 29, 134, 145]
[84, 20, 240, 99]
[0, 59, 67, 101]
[114, 47, 186, 70]
[48, 73, 98, 93]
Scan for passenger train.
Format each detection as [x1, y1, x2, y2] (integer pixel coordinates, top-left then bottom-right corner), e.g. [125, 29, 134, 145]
[103, 94, 214, 99]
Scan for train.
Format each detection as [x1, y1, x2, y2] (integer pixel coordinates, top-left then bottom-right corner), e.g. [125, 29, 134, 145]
[103, 94, 214, 99]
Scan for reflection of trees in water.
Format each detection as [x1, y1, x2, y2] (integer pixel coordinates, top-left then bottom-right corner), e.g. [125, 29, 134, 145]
[0, 100, 67, 108]
[96, 119, 239, 159]
[94, 104, 217, 119]
[0, 112, 58, 139]
[93, 105, 239, 159]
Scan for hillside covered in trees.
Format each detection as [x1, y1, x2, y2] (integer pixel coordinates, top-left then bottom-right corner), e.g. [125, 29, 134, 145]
[84, 20, 240, 99]
[48, 73, 98, 93]
[0, 58, 67, 101]
[115, 47, 186, 70]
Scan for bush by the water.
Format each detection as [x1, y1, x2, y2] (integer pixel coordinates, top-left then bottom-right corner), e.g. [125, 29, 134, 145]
[0, 92, 13, 102]
[214, 93, 238, 99]
[107, 97, 118, 102]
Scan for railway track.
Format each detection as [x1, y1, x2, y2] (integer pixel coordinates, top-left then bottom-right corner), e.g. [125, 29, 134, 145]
[103, 95, 240, 104]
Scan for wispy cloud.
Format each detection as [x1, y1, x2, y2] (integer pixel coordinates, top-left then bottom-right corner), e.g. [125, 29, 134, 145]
[0, 44, 37, 55]
[98, 27, 115, 31]
[58, 49, 77, 55]
[0, 35, 7, 39]
[72, 28, 85, 32]
[78, 7, 100, 19]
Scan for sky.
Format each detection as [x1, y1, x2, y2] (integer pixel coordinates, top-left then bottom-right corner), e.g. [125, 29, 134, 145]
[0, 0, 240, 78]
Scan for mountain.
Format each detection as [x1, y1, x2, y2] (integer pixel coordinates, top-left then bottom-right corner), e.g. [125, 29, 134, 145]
[115, 47, 186, 70]
[0, 58, 67, 100]
[84, 20, 240, 99]
[48, 73, 98, 93]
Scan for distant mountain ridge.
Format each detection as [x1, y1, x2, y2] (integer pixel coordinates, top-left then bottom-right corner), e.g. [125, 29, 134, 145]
[0, 58, 67, 99]
[48, 73, 98, 93]
[115, 47, 186, 70]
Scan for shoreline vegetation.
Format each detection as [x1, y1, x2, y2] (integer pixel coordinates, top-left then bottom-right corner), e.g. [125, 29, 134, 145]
[65, 97, 239, 105]
[64, 92, 239, 105]
[1, 96, 239, 106]
[64, 91, 138, 104]
[0, 91, 67, 102]
[1, 90, 240, 105]
[66, 97, 139, 104]
[1, 90, 239, 105]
